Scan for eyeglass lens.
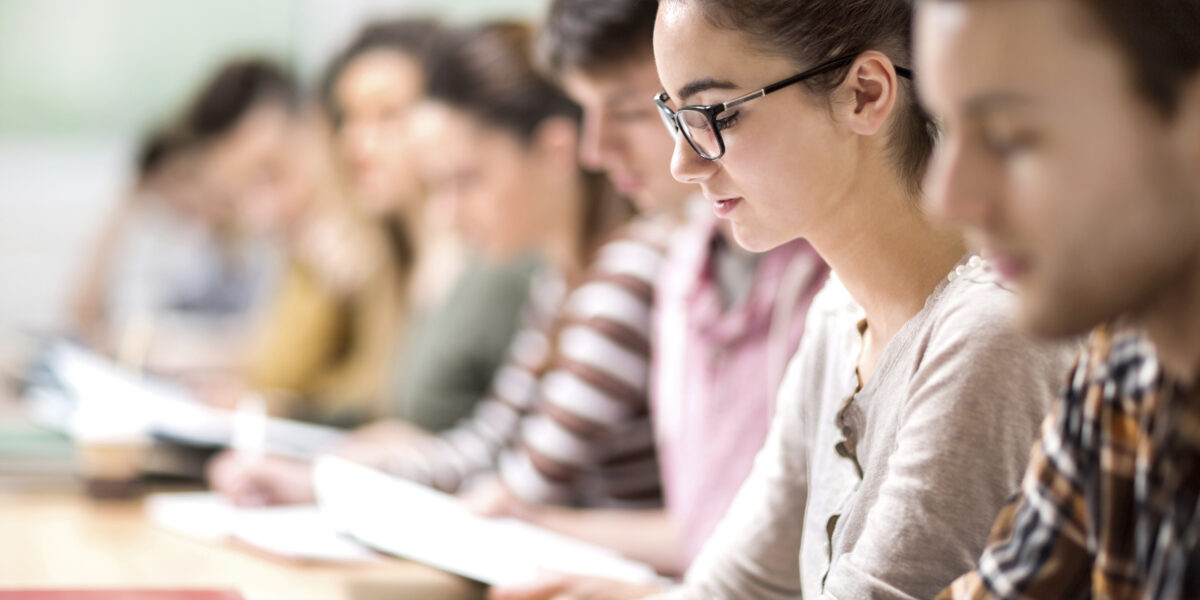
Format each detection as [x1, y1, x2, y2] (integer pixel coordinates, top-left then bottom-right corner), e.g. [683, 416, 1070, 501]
[678, 109, 720, 159]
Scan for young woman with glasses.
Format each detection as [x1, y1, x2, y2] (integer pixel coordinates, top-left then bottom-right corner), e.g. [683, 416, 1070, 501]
[493, 1, 1077, 599]
[643, 1, 1081, 598]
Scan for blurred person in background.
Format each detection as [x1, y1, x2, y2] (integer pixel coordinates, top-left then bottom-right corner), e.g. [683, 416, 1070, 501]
[321, 18, 536, 438]
[68, 118, 277, 374]
[482, 0, 828, 580]
[192, 58, 401, 427]
[210, 22, 672, 521]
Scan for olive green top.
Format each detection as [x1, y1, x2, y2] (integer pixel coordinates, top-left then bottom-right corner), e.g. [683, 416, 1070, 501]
[389, 254, 538, 432]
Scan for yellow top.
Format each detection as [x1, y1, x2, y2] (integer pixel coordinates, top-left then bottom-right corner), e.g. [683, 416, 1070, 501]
[246, 252, 402, 427]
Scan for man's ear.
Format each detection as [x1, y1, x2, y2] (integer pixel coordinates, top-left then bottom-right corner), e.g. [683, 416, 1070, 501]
[531, 117, 582, 166]
[835, 50, 902, 137]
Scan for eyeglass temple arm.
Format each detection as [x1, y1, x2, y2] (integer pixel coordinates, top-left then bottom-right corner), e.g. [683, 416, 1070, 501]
[724, 59, 915, 111]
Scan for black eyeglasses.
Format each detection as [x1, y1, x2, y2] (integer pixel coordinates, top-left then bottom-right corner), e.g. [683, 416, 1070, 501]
[655, 55, 914, 160]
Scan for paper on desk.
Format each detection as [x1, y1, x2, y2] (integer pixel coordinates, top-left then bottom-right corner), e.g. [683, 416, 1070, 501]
[145, 492, 382, 563]
[33, 342, 344, 459]
[313, 456, 664, 586]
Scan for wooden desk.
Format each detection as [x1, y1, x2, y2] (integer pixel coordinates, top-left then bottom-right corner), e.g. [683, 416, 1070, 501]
[0, 492, 485, 600]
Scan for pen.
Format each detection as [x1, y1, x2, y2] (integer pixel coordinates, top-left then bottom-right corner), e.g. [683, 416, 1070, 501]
[232, 393, 267, 463]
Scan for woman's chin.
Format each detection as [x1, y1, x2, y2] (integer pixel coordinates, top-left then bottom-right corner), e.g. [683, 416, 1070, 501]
[729, 221, 787, 254]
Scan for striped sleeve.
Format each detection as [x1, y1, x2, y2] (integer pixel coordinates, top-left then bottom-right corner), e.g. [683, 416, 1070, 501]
[498, 223, 667, 507]
[379, 275, 562, 493]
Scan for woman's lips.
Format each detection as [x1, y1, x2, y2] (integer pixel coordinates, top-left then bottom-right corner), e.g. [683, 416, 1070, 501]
[712, 197, 742, 218]
[988, 250, 1030, 282]
[612, 173, 643, 196]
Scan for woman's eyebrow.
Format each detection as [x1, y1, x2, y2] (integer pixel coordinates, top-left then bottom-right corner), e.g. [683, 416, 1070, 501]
[676, 77, 739, 102]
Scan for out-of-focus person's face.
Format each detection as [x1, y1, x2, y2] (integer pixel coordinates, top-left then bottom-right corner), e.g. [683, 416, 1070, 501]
[917, 0, 1200, 337]
[653, 2, 866, 252]
[412, 102, 548, 261]
[561, 56, 695, 214]
[334, 49, 426, 216]
[203, 104, 313, 236]
[144, 149, 227, 225]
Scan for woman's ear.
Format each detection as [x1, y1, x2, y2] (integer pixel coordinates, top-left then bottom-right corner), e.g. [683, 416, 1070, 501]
[531, 116, 582, 166]
[838, 50, 902, 137]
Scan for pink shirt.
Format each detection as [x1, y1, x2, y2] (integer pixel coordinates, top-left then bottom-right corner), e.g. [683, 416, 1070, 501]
[652, 215, 829, 566]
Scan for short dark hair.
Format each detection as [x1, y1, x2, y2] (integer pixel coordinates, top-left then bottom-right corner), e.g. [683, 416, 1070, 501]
[426, 22, 581, 142]
[666, 0, 935, 193]
[320, 18, 442, 126]
[182, 58, 297, 142]
[924, 1, 1200, 117]
[1076, 0, 1200, 116]
[425, 21, 631, 259]
[538, 0, 659, 78]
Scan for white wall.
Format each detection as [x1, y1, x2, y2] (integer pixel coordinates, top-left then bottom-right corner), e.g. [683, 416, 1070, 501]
[0, 136, 130, 333]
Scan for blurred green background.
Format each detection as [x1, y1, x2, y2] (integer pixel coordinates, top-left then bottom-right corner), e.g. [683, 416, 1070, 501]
[0, 0, 549, 135]
[0, 0, 547, 338]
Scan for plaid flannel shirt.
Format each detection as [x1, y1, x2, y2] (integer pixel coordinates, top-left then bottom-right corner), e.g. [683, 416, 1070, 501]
[939, 324, 1200, 600]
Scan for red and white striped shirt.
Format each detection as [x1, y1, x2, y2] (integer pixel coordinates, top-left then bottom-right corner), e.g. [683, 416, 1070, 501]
[384, 216, 670, 508]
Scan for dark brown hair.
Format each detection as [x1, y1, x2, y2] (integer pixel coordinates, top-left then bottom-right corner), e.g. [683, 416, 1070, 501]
[426, 22, 632, 257]
[670, 0, 935, 192]
[539, 0, 659, 78]
[135, 126, 195, 179]
[1073, 0, 1200, 116]
[320, 18, 442, 127]
[182, 58, 297, 141]
[427, 23, 583, 141]
[925, 1, 1200, 117]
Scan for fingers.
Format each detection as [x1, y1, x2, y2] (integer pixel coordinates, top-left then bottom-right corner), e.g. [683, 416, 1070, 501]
[205, 450, 240, 495]
[488, 577, 571, 600]
[206, 452, 289, 506]
[462, 489, 505, 518]
[207, 451, 262, 506]
[462, 477, 524, 518]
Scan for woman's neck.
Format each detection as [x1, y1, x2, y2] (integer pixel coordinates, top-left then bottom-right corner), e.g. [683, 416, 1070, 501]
[394, 196, 431, 251]
[809, 173, 966, 357]
[541, 172, 589, 282]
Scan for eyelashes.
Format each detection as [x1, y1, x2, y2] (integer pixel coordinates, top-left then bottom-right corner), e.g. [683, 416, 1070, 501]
[715, 111, 740, 131]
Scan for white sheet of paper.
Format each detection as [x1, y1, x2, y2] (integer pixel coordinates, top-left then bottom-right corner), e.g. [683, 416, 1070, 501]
[145, 491, 233, 543]
[312, 456, 664, 586]
[145, 492, 382, 563]
[40, 343, 344, 458]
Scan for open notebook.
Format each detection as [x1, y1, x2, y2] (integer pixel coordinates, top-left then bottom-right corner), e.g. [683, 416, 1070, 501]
[313, 456, 665, 587]
[26, 341, 344, 459]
